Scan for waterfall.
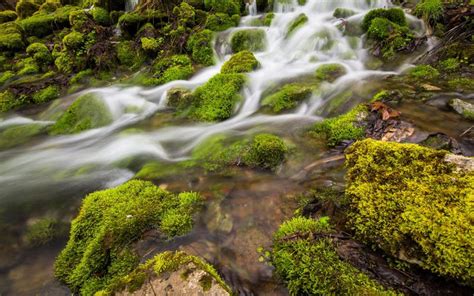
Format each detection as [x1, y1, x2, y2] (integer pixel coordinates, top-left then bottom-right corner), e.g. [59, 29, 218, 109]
[125, 0, 139, 11]
[247, 0, 258, 16]
[0, 0, 425, 197]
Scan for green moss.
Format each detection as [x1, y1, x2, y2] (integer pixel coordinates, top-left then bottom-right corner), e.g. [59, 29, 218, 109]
[0, 90, 20, 112]
[243, 133, 288, 170]
[166, 87, 193, 110]
[414, 0, 443, 24]
[345, 139, 474, 283]
[315, 63, 346, 82]
[0, 10, 18, 24]
[367, 17, 392, 40]
[261, 83, 312, 113]
[91, 6, 110, 25]
[153, 54, 194, 85]
[18, 5, 79, 37]
[438, 58, 460, 72]
[221, 50, 260, 74]
[205, 13, 240, 31]
[118, 12, 147, 36]
[0, 22, 25, 51]
[230, 29, 266, 53]
[69, 9, 89, 30]
[286, 13, 308, 37]
[333, 8, 355, 18]
[33, 85, 60, 103]
[0, 123, 46, 149]
[39, 1, 61, 13]
[70, 69, 93, 84]
[17, 57, 40, 75]
[63, 31, 84, 49]
[190, 73, 245, 121]
[140, 37, 162, 53]
[16, 0, 40, 19]
[54, 51, 76, 73]
[407, 64, 440, 80]
[272, 217, 394, 295]
[26, 42, 52, 66]
[263, 12, 274, 26]
[186, 29, 215, 66]
[50, 93, 113, 135]
[54, 180, 202, 295]
[0, 71, 15, 84]
[448, 77, 474, 91]
[116, 41, 144, 69]
[204, 0, 240, 15]
[361, 8, 407, 32]
[24, 218, 60, 247]
[310, 105, 367, 147]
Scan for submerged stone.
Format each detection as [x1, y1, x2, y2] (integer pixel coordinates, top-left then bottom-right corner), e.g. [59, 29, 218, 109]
[261, 83, 313, 113]
[230, 29, 266, 53]
[449, 98, 474, 120]
[0, 123, 47, 149]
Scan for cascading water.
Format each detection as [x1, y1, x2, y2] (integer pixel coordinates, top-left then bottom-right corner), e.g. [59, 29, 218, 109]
[125, 0, 139, 11]
[0, 0, 426, 200]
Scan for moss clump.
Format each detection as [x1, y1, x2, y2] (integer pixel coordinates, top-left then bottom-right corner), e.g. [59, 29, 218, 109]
[116, 40, 141, 67]
[26, 42, 52, 66]
[153, 54, 194, 85]
[448, 77, 474, 92]
[221, 50, 260, 74]
[263, 12, 275, 26]
[414, 0, 443, 25]
[0, 10, 18, 24]
[69, 9, 89, 30]
[140, 37, 162, 53]
[407, 64, 440, 80]
[286, 13, 308, 37]
[0, 90, 19, 112]
[438, 58, 460, 72]
[24, 218, 60, 247]
[0, 123, 46, 149]
[230, 29, 266, 53]
[345, 139, 474, 283]
[243, 133, 288, 170]
[16, 0, 39, 19]
[205, 13, 240, 32]
[361, 8, 407, 32]
[272, 217, 395, 295]
[50, 93, 113, 135]
[33, 85, 60, 103]
[190, 73, 245, 121]
[91, 6, 110, 26]
[54, 180, 202, 295]
[204, 0, 241, 15]
[0, 22, 25, 51]
[105, 251, 232, 295]
[186, 29, 215, 66]
[18, 6, 80, 37]
[117, 12, 147, 36]
[17, 57, 40, 75]
[54, 51, 79, 73]
[310, 105, 367, 147]
[315, 63, 347, 82]
[333, 8, 355, 18]
[261, 83, 312, 113]
[63, 31, 84, 50]
[0, 71, 15, 84]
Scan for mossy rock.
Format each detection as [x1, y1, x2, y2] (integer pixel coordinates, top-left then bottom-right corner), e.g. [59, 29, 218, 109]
[203, 0, 240, 15]
[310, 104, 368, 147]
[49, 93, 113, 135]
[186, 29, 215, 66]
[0, 22, 25, 51]
[333, 8, 356, 18]
[166, 87, 194, 110]
[230, 29, 266, 53]
[286, 13, 308, 37]
[0, 90, 26, 112]
[261, 83, 313, 113]
[315, 63, 347, 82]
[205, 12, 240, 32]
[104, 251, 231, 295]
[18, 5, 80, 37]
[221, 50, 260, 74]
[407, 64, 440, 80]
[0, 123, 48, 149]
[54, 180, 202, 295]
[26, 42, 53, 66]
[153, 54, 194, 85]
[361, 8, 407, 32]
[272, 217, 396, 295]
[16, 0, 40, 19]
[0, 10, 18, 24]
[345, 139, 474, 284]
[189, 73, 245, 121]
[243, 133, 288, 170]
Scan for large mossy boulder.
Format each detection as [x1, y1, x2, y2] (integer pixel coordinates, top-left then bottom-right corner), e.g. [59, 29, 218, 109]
[186, 29, 215, 66]
[54, 180, 202, 295]
[230, 29, 266, 53]
[0, 10, 18, 24]
[49, 93, 113, 135]
[18, 5, 80, 37]
[0, 22, 25, 51]
[261, 83, 313, 113]
[345, 139, 474, 284]
[0, 123, 47, 149]
[272, 217, 396, 295]
[221, 50, 260, 74]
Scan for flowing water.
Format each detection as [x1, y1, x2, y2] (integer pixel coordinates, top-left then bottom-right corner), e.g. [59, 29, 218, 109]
[0, 0, 429, 294]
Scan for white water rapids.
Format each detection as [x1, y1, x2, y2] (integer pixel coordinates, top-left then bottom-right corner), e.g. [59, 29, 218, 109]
[0, 0, 426, 199]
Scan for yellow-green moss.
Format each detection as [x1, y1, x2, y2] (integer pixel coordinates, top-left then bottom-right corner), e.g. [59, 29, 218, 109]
[0, 10, 18, 24]
[221, 50, 260, 74]
[315, 63, 347, 82]
[0, 123, 46, 149]
[186, 29, 215, 66]
[230, 29, 266, 53]
[153, 54, 194, 85]
[33, 85, 60, 103]
[345, 139, 474, 284]
[205, 12, 240, 31]
[286, 13, 308, 37]
[261, 83, 312, 113]
[0, 22, 25, 51]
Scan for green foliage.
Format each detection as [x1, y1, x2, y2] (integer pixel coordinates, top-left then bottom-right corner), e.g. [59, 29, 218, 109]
[286, 13, 308, 37]
[310, 105, 367, 147]
[361, 8, 407, 32]
[204, 0, 241, 15]
[50, 93, 113, 135]
[54, 180, 202, 294]
[345, 139, 474, 283]
[16, 0, 40, 19]
[333, 8, 355, 18]
[0, 123, 46, 149]
[272, 217, 393, 295]
[166, 87, 193, 110]
[69, 9, 89, 30]
[438, 58, 460, 72]
[262, 83, 312, 113]
[230, 29, 266, 52]
[54, 51, 75, 73]
[26, 42, 52, 65]
[0, 22, 25, 51]
[116, 41, 142, 68]
[0, 71, 15, 84]
[91, 7, 110, 25]
[160, 192, 201, 237]
[448, 77, 474, 91]
[190, 73, 245, 121]
[39, 1, 61, 13]
[263, 12, 274, 26]
[0, 10, 18, 24]
[367, 17, 392, 40]
[414, 0, 443, 24]
[221, 50, 260, 74]
[33, 85, 60, 103]
[153, 54, 194, 85]
[186, 29, 215, 66]
[0, 90, 19, 112]
[243, 133, 288, 170]
[407, 64, 440, 80]
[24, 218, 59, 247]
[205, 13, 240, 31]
[63, 31, 84, 49]
[140, 37, 162, 53]
[315, 63, 346, 82]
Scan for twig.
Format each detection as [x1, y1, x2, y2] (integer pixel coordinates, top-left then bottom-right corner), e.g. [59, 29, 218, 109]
[460, 125, 473, 137]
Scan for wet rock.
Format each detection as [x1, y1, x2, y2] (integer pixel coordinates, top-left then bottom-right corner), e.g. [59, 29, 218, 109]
[420, 133, 462, 154]
[166, 87, 193, 110]
[449, 98, 474, 120]
[364, 102, 415, 142]
[444, 154, 474, 172]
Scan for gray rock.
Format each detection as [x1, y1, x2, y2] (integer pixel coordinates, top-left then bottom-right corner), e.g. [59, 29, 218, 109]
[449, 98, 474, 120]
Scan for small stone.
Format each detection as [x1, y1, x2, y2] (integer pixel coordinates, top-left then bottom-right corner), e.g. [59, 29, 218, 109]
[449, 98, 474, 120]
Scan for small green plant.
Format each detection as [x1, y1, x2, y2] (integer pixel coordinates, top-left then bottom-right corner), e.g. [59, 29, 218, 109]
[24, 218, 59, 247]
[414, 0, 443, 25]
[439, 58, 460, 72]
[243, 133, 288, 170]
[32, 85, 60, 103]
[407, 64, 440, 80]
